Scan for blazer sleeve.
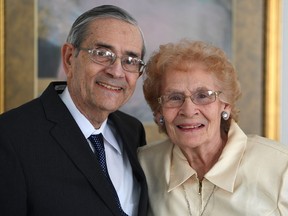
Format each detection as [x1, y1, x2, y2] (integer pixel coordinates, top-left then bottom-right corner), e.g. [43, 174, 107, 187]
[0, 123, 27, 216]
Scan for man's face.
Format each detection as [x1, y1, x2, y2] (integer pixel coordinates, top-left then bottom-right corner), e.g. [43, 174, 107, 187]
[62, 18, 143, 125]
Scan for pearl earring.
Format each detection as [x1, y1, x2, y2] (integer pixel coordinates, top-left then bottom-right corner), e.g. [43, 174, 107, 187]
[159, 116, 165, 125]
[221, 111, 229, 120]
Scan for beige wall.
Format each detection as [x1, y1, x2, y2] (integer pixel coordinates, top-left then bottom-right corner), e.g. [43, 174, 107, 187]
[4, 0, 36, 111]
[233, 1, 264, 135]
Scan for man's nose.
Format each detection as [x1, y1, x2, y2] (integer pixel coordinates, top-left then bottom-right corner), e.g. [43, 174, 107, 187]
[106, 57, 125, 78]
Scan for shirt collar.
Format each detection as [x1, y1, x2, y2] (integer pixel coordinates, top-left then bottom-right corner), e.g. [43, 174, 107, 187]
[168, 145, 196, 192]
[168, 120, 247, 193]
[205, 120, 247, 192]
[60, 87, 122, 154]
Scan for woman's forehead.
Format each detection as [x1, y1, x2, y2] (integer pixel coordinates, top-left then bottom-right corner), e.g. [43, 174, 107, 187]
[161, 68, 217, 91]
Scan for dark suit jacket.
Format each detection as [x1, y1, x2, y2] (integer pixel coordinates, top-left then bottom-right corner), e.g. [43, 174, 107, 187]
[0, 82, 148, 216]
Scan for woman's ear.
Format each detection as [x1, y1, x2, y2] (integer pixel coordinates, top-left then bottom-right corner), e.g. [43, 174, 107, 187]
[153, 111, 162, 126]
[221, 103, 232, 120]
[223, 103, 231, 112]
[61, 43, 74, 77]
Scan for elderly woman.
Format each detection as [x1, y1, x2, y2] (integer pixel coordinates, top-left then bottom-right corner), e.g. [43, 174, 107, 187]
[138, 40, 288, 216]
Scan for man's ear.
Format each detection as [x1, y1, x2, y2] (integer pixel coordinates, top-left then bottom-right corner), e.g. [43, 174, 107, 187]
[61, 43, 74, 77]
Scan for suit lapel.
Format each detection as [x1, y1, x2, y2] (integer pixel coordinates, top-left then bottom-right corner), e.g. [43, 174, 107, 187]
[109, 111, 146, 178]
[109, 113, 138, 171]
[40, 82, 121, 216]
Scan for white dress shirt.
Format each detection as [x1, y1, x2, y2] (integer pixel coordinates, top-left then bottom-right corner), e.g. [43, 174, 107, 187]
[60, 87, 140, 216]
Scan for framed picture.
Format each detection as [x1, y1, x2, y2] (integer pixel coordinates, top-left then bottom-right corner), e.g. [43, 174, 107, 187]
[0, 0, 4, 113]
[1, 0, 283, 143]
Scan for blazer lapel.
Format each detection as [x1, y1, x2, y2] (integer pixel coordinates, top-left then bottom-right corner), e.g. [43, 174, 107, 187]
[40, 82, 121, 216]
[109, 111, 146, 177]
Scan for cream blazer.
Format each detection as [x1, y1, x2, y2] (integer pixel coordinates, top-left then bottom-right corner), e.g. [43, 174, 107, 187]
[138, 121, 288, 216]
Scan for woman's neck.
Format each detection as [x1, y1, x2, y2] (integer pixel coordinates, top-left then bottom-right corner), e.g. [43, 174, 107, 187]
[182, 137, 227, 181]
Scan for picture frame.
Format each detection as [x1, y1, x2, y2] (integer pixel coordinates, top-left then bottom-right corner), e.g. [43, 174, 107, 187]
[0, 0, 4, 113]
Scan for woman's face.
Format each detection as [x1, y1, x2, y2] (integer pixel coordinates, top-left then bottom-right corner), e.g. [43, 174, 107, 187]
[160, 65, 230, 150]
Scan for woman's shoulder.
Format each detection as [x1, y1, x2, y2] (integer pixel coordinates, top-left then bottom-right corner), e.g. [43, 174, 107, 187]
[138, 139, 171, 154]
[248, 135, 288, 153]
[138, 139, 173, 184]
[246, 135, 288, 163]
[138, 139, 173, 164]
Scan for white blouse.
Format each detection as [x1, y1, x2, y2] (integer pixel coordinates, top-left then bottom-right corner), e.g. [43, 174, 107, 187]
[138, 121, 288, 216]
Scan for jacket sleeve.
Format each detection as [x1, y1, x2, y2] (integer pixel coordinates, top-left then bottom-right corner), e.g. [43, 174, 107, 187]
[0, 133, 27, 216]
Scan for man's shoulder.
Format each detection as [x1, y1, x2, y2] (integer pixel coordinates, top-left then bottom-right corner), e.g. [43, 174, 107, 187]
[0, 98, 40, 120]
[110, 110, 143, 125]
[112, 109, 138, 118]
[0, 82, 64, 127]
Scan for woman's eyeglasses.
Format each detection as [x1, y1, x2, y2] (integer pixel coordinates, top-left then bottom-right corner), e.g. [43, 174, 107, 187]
[158, 90, 222, 108]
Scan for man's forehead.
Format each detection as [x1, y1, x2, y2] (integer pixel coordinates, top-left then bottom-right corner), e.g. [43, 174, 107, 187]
[85, 18, 143, 56]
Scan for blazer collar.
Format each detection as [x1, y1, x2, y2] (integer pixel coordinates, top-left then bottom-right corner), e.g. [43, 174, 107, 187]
[108, 112, 143, 175]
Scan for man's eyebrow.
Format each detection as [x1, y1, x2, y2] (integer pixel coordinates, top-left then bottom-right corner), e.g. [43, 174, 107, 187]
[93, 42, 140, 58]
[93, 42, 112, 49]
[125, 51, 139, 58]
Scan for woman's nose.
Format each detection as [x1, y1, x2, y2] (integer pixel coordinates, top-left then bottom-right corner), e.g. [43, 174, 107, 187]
[179, 97, 199, 117]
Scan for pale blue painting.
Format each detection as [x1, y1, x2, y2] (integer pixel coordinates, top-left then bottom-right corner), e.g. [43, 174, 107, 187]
[38, 0, 232, 123]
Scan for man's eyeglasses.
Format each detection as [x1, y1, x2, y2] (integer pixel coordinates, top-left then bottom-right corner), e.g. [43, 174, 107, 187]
[78, 47, 146, 73]
[158, 90, 222, 108]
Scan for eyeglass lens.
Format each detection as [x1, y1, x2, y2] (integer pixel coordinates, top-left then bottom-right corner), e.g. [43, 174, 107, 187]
[160, 90, 218, 108]
[88, 48, 144, 73]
